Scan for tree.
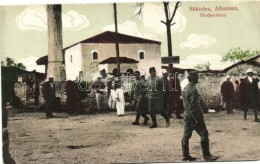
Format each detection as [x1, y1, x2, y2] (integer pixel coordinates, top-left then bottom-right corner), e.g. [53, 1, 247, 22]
[222, 47, 260, 73]
[1, 57, 26, 70]
[135, 2, 182, 69]
[194, 62, 210, 71]
[222, 47, 259, 63]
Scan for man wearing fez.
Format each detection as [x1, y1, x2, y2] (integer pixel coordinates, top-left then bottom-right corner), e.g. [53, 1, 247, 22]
[42, 76, 55, 118]
[147, 67, 170, 128]
[181, 71, 218, 161]
[131, 71, 150, 125]
[221, 75, 235, 114]
[239, 68, 259, 122]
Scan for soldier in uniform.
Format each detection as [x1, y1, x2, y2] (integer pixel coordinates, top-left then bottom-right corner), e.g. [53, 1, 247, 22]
[42, 76, 55, 118]
[147, 67, 170, 128]
[131, 71, 150, 125]
[181, 71, 218, 161]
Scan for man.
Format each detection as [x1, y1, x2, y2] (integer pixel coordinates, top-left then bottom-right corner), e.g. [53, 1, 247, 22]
[42, 76, 55, 118]
[182, 71, 218, 161]
[221, 75, 235, 114]
[131, 71, 150, 125]
[168, 71, 183, 119]
[239, 69, 259, 122]
[147, 67, 170, 128]
[92, 76, 106, 113]
[161, 70, 169, 117]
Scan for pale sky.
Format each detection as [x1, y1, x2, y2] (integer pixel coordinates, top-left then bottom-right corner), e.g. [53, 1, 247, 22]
[1, 0, 260, 72]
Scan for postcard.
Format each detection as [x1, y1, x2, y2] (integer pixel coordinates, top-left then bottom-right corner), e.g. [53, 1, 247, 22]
[1, 0, 260, 163]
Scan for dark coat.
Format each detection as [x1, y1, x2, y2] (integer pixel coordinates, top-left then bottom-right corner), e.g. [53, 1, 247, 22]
[221, 80, 235, 102]
[239, 77, 258, 108]
[42, 81, 55, 101]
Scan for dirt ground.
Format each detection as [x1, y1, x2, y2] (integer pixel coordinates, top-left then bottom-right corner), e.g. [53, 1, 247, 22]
[7, 109, 260, 164]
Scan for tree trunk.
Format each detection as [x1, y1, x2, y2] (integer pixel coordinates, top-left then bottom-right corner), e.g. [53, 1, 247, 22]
[47, 4, 65, 81]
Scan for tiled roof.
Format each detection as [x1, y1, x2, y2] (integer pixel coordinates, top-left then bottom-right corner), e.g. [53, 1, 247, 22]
[99, 57, 139, 64]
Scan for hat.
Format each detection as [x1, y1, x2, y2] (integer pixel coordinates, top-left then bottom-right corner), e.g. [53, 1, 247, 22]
[49, 75, 53, 78]
[246, 68, 253, 74]
[253, 71, 257, 74]
[162, 69, 167, 74]
[226, 75, 231, 79]
[149, 67, 156, 73]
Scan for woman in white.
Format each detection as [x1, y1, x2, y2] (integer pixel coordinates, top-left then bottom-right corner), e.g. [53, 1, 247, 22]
[115, 78, 125, 116]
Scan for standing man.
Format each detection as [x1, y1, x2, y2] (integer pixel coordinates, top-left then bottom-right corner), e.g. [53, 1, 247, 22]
[162, 70, 169, 117]
[168, 71, 183, 119]
[147, 67, 170, 128]
[42, 76, 55, 118]
[182, 71, 218, 161]
[92, 76, 106, 113]
[131, 71, 150, 125]
[221, 75, 235, 114]
[239, 69, 259, 122]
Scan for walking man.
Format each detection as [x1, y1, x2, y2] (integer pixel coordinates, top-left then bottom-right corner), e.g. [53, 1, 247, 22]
[221, 75, 235, 114]
[181, 71, 218, 161]
[239, 69, 259, 121]
[42, 76, 55, 118]
[147, 67, 170, 128]
[131, 71, 150, 125]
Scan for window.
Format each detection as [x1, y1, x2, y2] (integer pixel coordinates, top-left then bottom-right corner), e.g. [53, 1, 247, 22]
[93, 51, 98, 60]
[70, 55, 72, 62]
[139, 52, 144, 59]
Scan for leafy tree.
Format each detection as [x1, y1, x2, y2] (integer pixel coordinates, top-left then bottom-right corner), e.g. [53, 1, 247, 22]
[194, 62, 210, 71]
[1, 57, 26, 70]
[222, 47, 259, 63]
[222, 47, 259, 73]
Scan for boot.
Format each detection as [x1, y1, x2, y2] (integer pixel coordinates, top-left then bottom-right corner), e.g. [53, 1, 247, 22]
[149, 115, 157, 128]
[142, 115, 149, 125]
[243, 111, 247, 120]
[132, 113, 140, 125]
[201, 139, 218, 161]
[254, 109, 259, 122]
[161, 112, 170, 127]
[182, 139, 196, 161]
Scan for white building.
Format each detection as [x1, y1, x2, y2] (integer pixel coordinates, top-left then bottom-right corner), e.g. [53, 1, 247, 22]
[37, 31, 162, 81]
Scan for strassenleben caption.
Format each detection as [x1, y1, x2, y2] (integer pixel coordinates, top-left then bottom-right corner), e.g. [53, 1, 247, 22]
[189, 6, 239, 18]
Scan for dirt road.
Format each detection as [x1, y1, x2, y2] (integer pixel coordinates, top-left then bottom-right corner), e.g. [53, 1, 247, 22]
[7, 109, 260, 163]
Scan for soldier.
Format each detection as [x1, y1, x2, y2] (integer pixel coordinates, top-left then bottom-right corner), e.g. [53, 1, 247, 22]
[147, 67, 170, 128]
[42, 76, 55, 118]
[239, 69, 259, 122]
[181, 71, 218, 161]
[131, 71, 150, 125]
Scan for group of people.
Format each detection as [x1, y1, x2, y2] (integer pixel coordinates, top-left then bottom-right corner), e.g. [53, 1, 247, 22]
[41, 67, 260, 162]
[221, 68, 260, 122]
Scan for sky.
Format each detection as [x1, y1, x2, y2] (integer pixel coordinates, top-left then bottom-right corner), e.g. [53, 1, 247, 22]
[0, 0, 260, 73]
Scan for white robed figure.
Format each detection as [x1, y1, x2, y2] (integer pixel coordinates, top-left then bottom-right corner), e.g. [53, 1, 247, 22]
[114, 78, 125, 116]
[109, 89, 117, 110]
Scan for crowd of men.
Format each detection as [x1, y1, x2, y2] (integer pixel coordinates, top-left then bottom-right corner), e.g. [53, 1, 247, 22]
[41, 67, 260, 162]
[221, 68, 260, 122]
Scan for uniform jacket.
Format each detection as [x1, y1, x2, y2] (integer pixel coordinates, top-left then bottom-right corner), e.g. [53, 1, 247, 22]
[147, 76, 164, 100]
[168, 77, 181, 101]
[182, 83, 203, 121]
[131, 79, 146, 100]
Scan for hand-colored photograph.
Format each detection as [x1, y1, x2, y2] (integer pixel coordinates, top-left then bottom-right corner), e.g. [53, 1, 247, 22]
[1, 0, 260, 163]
